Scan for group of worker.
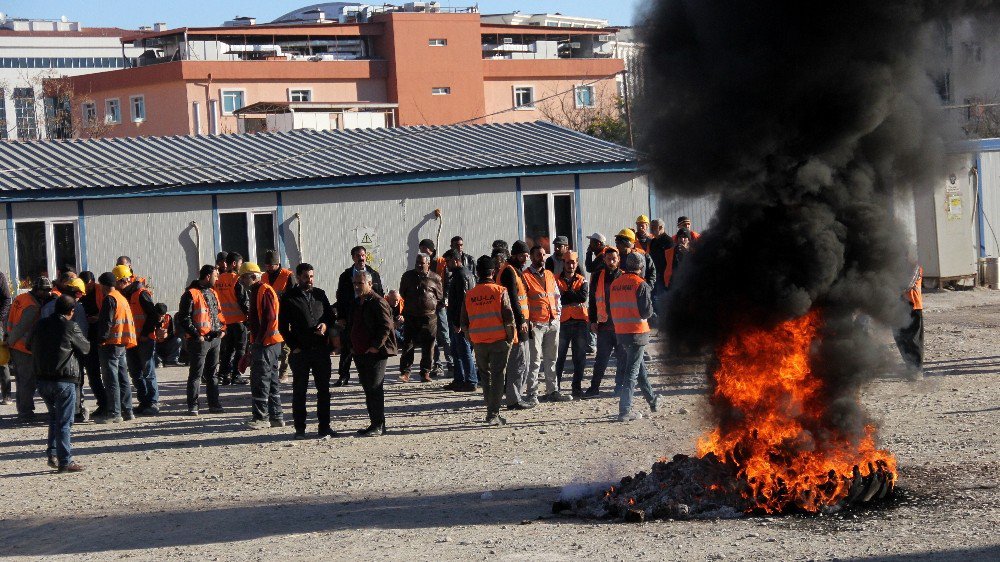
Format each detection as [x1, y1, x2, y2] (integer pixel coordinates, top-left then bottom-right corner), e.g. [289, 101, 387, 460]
[3, 214, 709, 473]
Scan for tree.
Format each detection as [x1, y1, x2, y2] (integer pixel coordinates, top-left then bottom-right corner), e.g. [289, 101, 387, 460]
[536, 81, 632, 147]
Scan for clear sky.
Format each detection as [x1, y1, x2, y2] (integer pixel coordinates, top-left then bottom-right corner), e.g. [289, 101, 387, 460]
[0, 1, 645, 28]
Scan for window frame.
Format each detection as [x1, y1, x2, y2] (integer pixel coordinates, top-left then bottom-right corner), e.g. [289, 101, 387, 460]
[513, 85, 535, 110]
[104, 98, 121, 124]
[428, 38, 448, 47]
[11, 217, 81, 291]
[220, 89, 246, 116]
[520, 191, 576, 254]
[574, 84, 595, 108]
[129, 94, 146, 122]
[431, 87, 451, 96]
[287, 88, 313, 103]
[218, 207, 278, 264]
[81, 102, 97, 126]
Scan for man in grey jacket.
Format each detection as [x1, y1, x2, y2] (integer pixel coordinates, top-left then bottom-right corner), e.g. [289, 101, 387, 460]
[32, 295, 91, 473]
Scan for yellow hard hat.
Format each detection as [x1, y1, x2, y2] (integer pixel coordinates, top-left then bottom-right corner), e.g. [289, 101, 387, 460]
[112, 265, 132, 281]
[616, 228, 637, 243]
[636, 214, 650, 224]
[239, 262, 262, 276]
[66, 278, 87, 295]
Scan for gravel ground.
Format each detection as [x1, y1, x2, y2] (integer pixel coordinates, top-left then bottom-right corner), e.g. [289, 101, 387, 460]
[0, 288, 998, 561]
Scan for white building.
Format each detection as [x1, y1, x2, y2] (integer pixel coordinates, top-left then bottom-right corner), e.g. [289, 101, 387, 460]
[0, 15, 147, 140]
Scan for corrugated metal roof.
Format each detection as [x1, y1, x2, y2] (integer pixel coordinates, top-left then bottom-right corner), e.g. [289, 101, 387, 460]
[0, 121, 635, 194]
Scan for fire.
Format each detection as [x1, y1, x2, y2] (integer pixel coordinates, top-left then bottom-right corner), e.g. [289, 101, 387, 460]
[697, 310, 897, 513]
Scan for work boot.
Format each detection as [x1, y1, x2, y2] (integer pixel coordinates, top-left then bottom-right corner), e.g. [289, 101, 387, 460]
[244, 418, 269, 430]
[420, 371, 432, 383]
[58, 462, 85, 473]
[546, 391, 572, 402]
[398, 372, 410, 382]
[122, 410, 135, 421]
[617, 410, 642, 422]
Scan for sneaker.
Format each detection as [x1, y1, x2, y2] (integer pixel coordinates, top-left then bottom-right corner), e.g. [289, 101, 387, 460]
[187, 407, 200, 416]
[318, 427, 340, 439]
[79, 405, 90, 422]
[94, 414, 122, 424]
[244, 419, 269, 430]
[356, 424, 385, 437]
[208, 406, 226, 414]
[486, 415, 507, 426]
[122, 410, 135, 421]
[649, 395, 661, 413]
[58, 462, 85, 473]
[617, 411, 642, 422]
[137, 405, 160, 416]
[270, 418, 285, 428]
[420, 371, 432, 383]
[430, 365, 444, 378]
[507, 401, 535, 411]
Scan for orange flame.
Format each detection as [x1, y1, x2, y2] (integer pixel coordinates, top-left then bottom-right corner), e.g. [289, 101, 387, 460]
[697, 310, 897, 513]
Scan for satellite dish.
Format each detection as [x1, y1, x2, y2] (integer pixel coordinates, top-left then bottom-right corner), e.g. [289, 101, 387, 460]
[61, 15, 68, 22]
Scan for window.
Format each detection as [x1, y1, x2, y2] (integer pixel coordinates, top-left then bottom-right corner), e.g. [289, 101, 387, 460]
[130, 95, 146, 122]
[13, 88, 38, 139]
[14, 220, 79, 289]
[219, 210, 277, 264]
[574, 85, 595, 108]
[288, 89, 312, 102]
[43, 95, 72, 139]
[513, 86, 535, 109]
[105, 98, 121, 124]
[431, 87, 451, 95]
[428, 38, 447, 46]
[221, 90, 245, 115]
[522, 192, 575, 253]
[82, 102, 97, 126]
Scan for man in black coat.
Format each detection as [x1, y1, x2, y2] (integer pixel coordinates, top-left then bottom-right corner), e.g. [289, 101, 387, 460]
[350, 270, 397, 437]
[32, 295, 91, 473]
[334, 246, 384, 386]
[443, 249, 477, 392]
[279, 263, 336, 440]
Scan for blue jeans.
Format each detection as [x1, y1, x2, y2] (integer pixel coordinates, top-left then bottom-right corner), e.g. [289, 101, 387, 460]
[127, 338, 159, 409]
[38, 380, 76, 466]
[556, 321, 589, 392]
[434, 308, 452, 368]
[450, 331, 477, 385]
[589, 327, 618, 391]
[99, 345, 131, 417]
[618, 340, 656, 416]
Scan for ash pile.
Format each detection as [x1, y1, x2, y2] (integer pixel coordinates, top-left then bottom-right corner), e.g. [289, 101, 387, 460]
[555, 454, 896, 523]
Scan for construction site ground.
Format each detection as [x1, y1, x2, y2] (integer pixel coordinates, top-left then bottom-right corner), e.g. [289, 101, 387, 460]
[1, 288, 998, 561]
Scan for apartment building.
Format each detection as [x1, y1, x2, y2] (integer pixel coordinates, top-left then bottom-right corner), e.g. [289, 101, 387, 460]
[60, 6, 625, 137]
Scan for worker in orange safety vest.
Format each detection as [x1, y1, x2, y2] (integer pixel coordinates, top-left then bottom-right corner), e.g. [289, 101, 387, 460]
[610, 252, 661, 422]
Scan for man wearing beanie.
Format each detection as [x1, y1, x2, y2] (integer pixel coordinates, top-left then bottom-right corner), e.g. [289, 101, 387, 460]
[261, 249, 295, 383]
[94, 269, 137, 424]
[611, 253, 660, 421]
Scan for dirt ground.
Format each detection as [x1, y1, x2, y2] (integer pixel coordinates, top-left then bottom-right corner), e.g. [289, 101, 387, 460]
[1, 288, 998, 561]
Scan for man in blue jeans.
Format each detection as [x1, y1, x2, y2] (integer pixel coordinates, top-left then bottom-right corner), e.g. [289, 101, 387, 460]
[33, 295, 90, 473]
[610, 253, 660, 421]
[443, 250, 478, 392]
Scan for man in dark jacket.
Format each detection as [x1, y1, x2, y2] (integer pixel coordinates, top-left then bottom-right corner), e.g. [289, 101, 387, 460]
[32, 295, 90, 473]
[647, 219, 674, 308]
[350, 270, 396, 437]
[397, 253, 443, 382]
[176, 265, 226, 416]
[443, 249, 477, 392]
[495, 242, 533, 410]
[449, 236, 477, 272]
[121, 272, 161, 416]
[279, 263, 336, 440]
[334, 246, 384, 387]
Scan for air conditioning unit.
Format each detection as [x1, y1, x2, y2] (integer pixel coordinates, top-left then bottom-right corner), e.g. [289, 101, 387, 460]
[503, 37, 514, 45]
[598, 34, 612, 42]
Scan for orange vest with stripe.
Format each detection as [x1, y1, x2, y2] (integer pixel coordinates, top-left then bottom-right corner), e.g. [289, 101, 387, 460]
[215, 272, 246, 323]
[663, 231, 701, 287]
[187, 287, 224, 338]
[594, 269, 613, 324]
[907, 266, 923, 311]
[557, 273, 588, 322]
[495, 263, 529, 320]
[432, 256, 448, 279]
[105, 290, 138, 348]
[255, 283, 284, 346]
[610, 273, 650, 335]
[266, 268, 293, 295]
[6, 293, 41, 354]
[128, 287, 153, 335]
[464, 282, 509, 344]
[522, 268, 558, 323]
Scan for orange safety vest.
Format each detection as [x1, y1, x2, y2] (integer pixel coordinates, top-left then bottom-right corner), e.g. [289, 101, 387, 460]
[105, 289, 138, 348]
[635, 236, 651, 253]
[266, 268, 293, 295]
[522, 267, 558, 323]
[215, 272, 246, 323]
[663, 231, 701, 287]
[495, 262, 529, 320]
[128, 287, 153, 335]
[187, 287, 224, 338]
[155, 314, 172, 343]
[93, 284, 108, 314]
[594, 269, 612, 324]
[610, 273, 650, 335]
[50, 288, 62, 298]
[255, 283, 284, 346]
[907, 266, 923, 311]
[5, 293, 41, 354]
[432, 256, 448, 279]
[557, 274, 588, 322]
[464, 282, 509, 344]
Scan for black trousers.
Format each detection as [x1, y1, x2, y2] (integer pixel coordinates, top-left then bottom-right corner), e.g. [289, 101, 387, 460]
[355, 354, 387, 427]
[337, 343, 353, 382]
[290, 347, 332, 433]
[85, 338, 107, 410]
[219, 322, 248, 379]
[894, 309, 924, 369]
[187, 337, 222, 408]
[0, 365, 11, 401]
[399, 315, 437, 375]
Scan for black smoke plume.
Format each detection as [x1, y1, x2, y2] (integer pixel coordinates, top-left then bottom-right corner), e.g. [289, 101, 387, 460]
[638, 2, 997, 439]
